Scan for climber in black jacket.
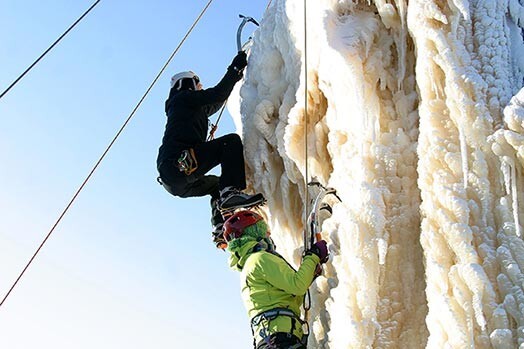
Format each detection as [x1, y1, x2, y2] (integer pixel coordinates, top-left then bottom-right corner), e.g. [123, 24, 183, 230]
[157, 51, 264, 247]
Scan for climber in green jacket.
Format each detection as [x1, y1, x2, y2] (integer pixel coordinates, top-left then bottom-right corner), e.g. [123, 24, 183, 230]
[223, 210, 329, 349]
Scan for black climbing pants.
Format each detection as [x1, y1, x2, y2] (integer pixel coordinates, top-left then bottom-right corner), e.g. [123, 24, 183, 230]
[158, 133, 246, 226]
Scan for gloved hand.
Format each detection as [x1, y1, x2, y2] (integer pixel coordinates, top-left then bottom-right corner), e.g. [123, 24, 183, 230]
[230, 51, 248, 72]
[313, 264, 323, 278]
[308, 240, 329, 264]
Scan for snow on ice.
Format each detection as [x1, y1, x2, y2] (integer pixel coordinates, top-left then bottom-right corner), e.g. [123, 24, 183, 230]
[229, 0, 524, 347]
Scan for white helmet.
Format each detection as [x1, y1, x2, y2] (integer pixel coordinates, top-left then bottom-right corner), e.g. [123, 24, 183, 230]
[170, 71, 199, 90]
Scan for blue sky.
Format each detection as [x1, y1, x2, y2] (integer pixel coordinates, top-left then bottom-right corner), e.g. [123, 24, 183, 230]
[0, 1, 269, 347]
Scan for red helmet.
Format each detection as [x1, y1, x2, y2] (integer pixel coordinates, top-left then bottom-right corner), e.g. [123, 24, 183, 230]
[223, 210, 264, 242]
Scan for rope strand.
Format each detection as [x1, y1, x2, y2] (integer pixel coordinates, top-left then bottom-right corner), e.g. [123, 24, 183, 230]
[0, 0, 215, 309]
[207, 102, 227, 141]
[303, 0, 310, 254]
[265, 0, 273, 12]
[0, 0, 102, 100]
[303, 0, 312, 316]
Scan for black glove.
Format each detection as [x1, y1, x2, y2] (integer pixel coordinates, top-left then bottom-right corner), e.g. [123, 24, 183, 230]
[230, 51, 248, 72]
[307, 240, 329, 264]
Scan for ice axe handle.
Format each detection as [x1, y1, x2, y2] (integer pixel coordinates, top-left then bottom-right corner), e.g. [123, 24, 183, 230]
[237, 14, 259, 52]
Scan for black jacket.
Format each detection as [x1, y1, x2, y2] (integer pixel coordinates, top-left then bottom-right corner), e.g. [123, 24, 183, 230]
[157, 67, 242, 168]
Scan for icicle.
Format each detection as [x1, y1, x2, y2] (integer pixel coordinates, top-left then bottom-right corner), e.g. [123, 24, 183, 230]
[459, 125, 469, 189]
[396, 0, 408, 90]
[508, 0, 524, 28]
[501, 158, 511, 194]
[377, 237, 388, 265]
[361, 81, 377, 144]
[373, 113, 379, 144]
[509, 158, 521, 238]
[501, 156, 521, 237]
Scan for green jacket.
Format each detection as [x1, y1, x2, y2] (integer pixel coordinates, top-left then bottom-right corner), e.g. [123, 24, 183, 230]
[229, 240, 320, 343]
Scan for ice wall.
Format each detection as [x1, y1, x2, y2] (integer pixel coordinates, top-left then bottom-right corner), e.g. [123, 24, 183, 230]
[236, 0, 524, 348]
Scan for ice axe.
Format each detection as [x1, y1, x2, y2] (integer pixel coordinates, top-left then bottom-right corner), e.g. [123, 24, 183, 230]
[207, 15, 258, 143]
[237, 14, 259, 52]
[304, 181, 341, 273]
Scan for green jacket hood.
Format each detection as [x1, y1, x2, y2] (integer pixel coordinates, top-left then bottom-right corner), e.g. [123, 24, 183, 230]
[228, 240, 259, 271]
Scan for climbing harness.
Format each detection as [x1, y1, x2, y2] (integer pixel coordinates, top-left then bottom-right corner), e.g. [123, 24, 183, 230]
[176, 148, 198, 175]
[251, 307, 309, 348]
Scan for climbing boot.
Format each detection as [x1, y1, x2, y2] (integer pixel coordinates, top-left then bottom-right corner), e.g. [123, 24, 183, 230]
[212, 223, 227, 250]
[218, 187, 266, 212]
